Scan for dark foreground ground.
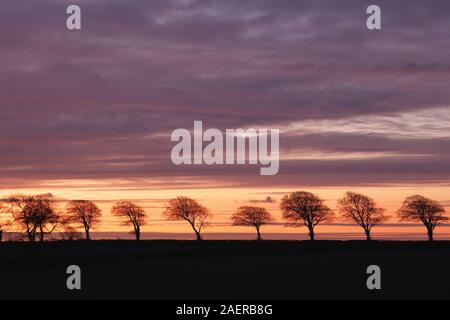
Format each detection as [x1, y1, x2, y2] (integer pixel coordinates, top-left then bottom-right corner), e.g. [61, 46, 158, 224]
[0, 240, 449, 300]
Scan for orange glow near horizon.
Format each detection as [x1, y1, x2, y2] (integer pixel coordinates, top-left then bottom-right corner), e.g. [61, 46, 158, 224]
[1, 180, 450, 240]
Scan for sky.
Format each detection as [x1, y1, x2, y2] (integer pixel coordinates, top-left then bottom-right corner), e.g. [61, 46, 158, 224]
[1, 0, 450, 238]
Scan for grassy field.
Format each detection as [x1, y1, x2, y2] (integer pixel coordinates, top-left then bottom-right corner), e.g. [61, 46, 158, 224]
[0, 240, 449, 300]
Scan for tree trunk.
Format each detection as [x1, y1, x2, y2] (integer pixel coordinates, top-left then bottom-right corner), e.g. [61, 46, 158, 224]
[427, 227, 434, 241]
[0, 230, 3, 243]
[308, 226, 315, 241]
[26, 227, 34, 242]
[190, 222, 202, 241]
[365, 229, 371, 241]
[85, 228, 90, 241]
[135, 228, 141, 241]
[39, 227, 44, 242]
[256, 228, 261, 241]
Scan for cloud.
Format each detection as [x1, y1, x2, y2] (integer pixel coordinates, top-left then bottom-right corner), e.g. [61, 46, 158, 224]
[285, 107, 450, 139]
[36, 192, 55, 198]
[1, 0, 450, 190]
[248, 196, 276, 204]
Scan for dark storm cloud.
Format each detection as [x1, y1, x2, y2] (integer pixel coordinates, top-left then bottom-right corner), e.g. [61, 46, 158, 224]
[1, 0, 450, 188]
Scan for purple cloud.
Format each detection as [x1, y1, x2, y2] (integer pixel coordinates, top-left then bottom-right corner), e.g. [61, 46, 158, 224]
[0, 0, 450, 189]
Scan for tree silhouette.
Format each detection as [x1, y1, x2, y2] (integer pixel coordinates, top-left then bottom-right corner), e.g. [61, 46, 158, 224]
[59, 221, 83, 241]
[338, 191, 388, 240]
[398, 195, 448, 241]
[66, 200, 102, 241]
[280, 191, 334, 241]
[5, 194, 59, 242]
[0, 224, 5, 242]
[0, 220, 11, 243]
[0, 203, 12, 242]
[164, 196, 211, 241]
[34, 199, 58, 242]
[111, 201, 147, 240]
[231, 206, 274, 241]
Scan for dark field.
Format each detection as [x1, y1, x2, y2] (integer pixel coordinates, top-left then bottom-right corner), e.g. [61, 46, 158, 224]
[0, 240, 449, 300]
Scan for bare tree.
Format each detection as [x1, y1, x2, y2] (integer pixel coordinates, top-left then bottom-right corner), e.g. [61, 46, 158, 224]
[3, 195, 35, 241]
[164, 196, 211, 241]
[338, 191, 389, 241]
[232, 206, 274, 241]
[59, 221, 83, 241]
[0, 203, 12, 243]
[280, 191, 334, 241]
[34, 198, 59, 242]
[111, 201, 147, 240]
[0, 224, 5, 242]
[59, 214, 83, 240]
[398, 195, 448, 241]
[66, 200, 102, 240]
[4, 194, 59, 242]
[0, 220, 11, 243]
